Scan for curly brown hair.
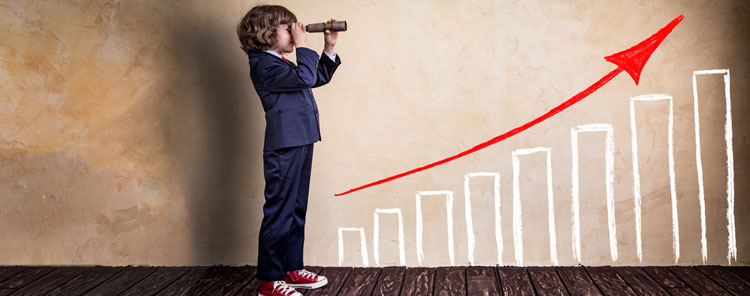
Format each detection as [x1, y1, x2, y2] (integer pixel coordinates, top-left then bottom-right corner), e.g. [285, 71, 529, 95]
[237, 5, 298, 54]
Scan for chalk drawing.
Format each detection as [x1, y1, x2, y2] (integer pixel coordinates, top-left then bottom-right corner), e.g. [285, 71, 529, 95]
[692, 69, 736, 264]
[373, 208, 406, 266]
[338, 227, 369, 266]
[571, 124, 617, 263]
[464, 172, 502, 265]
[328, 18, 743, 267]
[630, 94, 679, 263]
[416, 191, 454, 266]
[512, 147, 558, 266]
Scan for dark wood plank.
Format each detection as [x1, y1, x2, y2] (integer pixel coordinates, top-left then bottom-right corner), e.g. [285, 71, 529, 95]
[696, 266, 750, 295]
[668, 266, 731, 296]
[338, 267, 381, 296]
[615, 267, 668, 296]
[201, 266, 255, 296]
[84, 266, 158, 296]
[726, 267, 750, 284]
[0, 266, 56, 289]
[642, 273, 698, 296]
[434, 267, 466, 296]
[399, 268, 434, 296]
[0, 267, 26, 296]
[46, 266, 124, 296]
[665, 287, 700, 296]
[119, 267, 192, 296]
[584, 267, 636, 296]
[305, 267, 352, 296]
[641, 267, 703, 296]
[528, 267, 568, 295]
[556, 267, 602, 296]
[371, 266, 405, 296]
[0, 267, 26, 284]
[11, 266, 87, 295]
[466, 266, 501, 296]
[179, 265, 237, 295]
[154, 266, 209, 296]
[497, 267, 534, 296]
[642, 267, 686, 288]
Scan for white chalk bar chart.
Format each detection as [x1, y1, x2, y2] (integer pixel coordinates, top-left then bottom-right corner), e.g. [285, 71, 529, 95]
[335, 15, 737, 267]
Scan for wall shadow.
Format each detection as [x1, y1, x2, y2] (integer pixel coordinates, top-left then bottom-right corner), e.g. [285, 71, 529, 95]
[163, 11, 265, 265]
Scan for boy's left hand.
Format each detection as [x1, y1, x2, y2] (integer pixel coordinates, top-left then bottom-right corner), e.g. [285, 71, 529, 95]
[324, 18, 338, 47]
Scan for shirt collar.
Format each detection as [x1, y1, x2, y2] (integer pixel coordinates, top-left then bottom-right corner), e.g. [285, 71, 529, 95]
[264, 50, 283, 60]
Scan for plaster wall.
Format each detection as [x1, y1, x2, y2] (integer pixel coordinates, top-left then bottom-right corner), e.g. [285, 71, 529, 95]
[0, 0, 748, 266]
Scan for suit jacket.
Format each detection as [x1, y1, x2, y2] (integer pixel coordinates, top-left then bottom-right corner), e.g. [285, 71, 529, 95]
[248, 47, 341, 151]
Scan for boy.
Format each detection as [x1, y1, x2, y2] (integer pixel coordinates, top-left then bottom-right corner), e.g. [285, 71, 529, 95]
[236, 5, 341, 296]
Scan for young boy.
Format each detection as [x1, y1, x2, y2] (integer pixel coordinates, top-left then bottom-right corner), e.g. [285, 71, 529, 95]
[236, 5, 341, 296]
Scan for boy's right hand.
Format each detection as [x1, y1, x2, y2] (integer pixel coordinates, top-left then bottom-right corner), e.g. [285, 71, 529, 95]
[291, 22, 307, 48]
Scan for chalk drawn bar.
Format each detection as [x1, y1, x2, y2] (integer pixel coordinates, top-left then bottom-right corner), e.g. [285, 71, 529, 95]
[629, 94, 679, 263]
[464, 172, 502, 265]
[416, 191, 455, 266]
[692, 69, 736, 264]
[373, 208, 406, 266]
[338, 227, 369, 266]
[571, 124, 617, 263]
[512, 147, 558, 266]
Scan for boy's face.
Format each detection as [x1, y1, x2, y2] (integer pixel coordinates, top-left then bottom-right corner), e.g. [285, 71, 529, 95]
[270, 23, 295, 54]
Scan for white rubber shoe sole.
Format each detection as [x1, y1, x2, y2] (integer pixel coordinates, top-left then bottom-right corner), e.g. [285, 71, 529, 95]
[287, 278, 328, 289]
[258, 293, 302, 296]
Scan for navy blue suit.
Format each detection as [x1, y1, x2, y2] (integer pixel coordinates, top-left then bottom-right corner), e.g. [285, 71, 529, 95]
[248, 47, 340, 281]
[249, 47, 340, 151]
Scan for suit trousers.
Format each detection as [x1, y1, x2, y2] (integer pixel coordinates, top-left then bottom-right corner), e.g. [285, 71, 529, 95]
[257, 143, 313, 281]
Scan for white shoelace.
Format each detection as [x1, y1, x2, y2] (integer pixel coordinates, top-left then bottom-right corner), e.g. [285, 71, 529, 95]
[272, 281, 299, 296]
[297, 269, 317, 280]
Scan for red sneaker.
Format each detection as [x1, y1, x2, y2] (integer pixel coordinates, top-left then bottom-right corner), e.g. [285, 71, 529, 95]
[284, 269, 328, 289]
[258, 280, 302, 296]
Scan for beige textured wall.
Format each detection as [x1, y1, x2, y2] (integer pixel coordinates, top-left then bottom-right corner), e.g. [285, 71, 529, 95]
[0, 0, 748, 267]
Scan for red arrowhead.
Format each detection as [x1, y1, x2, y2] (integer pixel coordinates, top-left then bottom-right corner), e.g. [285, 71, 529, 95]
[605, 15, 684, 85]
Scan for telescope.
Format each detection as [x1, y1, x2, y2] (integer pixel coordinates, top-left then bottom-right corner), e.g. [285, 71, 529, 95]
[305, 20, 347, 33]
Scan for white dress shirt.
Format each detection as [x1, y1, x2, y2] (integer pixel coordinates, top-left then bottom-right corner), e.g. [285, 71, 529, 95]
[264, 49, 337, 63]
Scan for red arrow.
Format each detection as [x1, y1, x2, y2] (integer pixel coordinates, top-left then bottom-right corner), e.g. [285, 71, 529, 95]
[336, 15, 684, 197]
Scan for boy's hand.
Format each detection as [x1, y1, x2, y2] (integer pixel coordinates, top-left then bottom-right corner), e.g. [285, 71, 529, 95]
[291, 22, 307, 48]
[324, 18, 337, 55]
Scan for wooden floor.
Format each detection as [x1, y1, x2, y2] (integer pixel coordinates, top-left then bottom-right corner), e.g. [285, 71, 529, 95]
[0, 265, 748, 295]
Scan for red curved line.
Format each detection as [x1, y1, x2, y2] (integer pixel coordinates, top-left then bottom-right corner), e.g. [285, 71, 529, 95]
[335, 67, 624, 196]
